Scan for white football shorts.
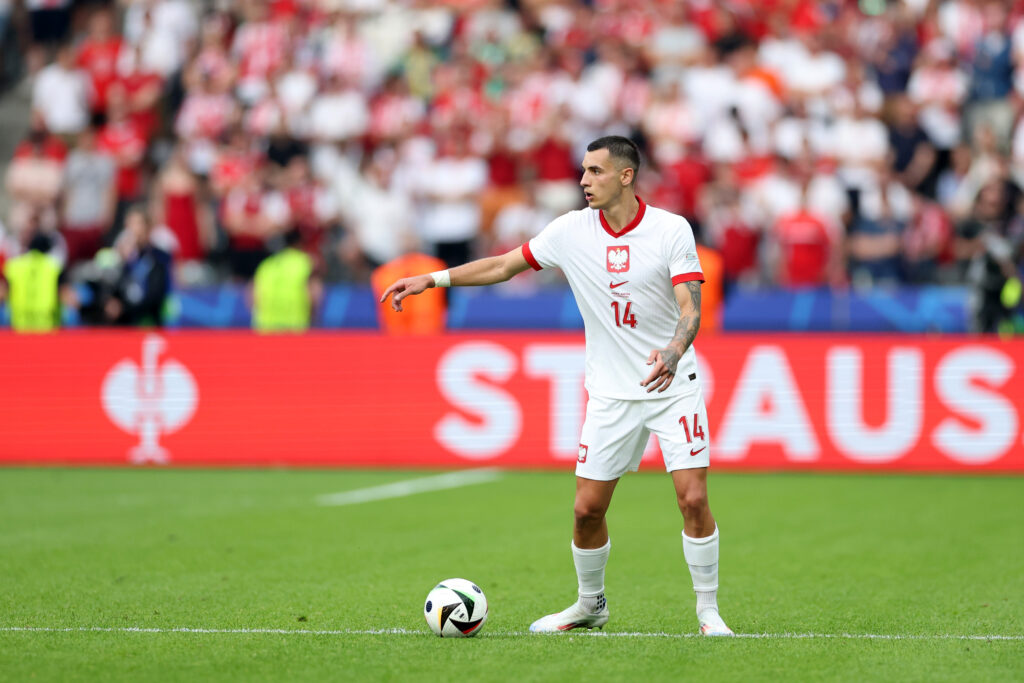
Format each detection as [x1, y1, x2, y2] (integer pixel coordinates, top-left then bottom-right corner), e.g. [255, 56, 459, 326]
[575, 388, 711, 481]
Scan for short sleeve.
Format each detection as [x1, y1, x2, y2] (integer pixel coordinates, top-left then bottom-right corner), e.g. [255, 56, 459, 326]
[523, 214, 568, 271]
[669, 218, 704, 285]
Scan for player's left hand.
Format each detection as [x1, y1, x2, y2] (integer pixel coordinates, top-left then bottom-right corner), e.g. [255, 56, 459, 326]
[641, 349, 676, 393]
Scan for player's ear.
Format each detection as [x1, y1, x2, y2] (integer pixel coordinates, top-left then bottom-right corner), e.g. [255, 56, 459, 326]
[621, 166, 634, 187]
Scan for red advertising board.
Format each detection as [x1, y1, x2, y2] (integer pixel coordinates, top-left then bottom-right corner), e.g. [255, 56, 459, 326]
[1, 331, 1022, 471]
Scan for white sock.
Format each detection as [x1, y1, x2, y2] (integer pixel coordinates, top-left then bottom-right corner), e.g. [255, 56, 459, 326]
[696, 589, 718, 615]
[572, 540, 610, 612]
[682, 526, 719, 615]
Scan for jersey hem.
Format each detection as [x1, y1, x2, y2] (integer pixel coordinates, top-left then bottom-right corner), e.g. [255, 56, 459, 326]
[585, 380, 702, 401]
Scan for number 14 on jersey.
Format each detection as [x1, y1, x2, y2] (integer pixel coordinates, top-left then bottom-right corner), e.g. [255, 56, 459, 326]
[610, 301, 638, 328]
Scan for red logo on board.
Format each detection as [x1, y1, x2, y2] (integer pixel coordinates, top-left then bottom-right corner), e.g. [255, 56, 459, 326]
[607, 246, 629, 273]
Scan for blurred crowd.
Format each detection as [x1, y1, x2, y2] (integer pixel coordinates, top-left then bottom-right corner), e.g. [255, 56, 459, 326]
[2, 0, 1024, 331]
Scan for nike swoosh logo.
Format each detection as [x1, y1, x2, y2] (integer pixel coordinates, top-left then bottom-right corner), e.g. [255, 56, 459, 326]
[609, 281, 628, 289]
[689, 446, 707, 456]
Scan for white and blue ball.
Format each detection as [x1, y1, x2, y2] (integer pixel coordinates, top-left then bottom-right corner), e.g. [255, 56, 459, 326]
[423, 578, 488, 637]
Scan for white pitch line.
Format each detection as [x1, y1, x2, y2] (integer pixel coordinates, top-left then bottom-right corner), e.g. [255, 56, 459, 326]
[2, 627, 1022, 641]
[316, 469, 503, 506]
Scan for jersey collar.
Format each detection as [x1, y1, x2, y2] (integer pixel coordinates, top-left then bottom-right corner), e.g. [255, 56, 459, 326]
[599, 196, 646, 238]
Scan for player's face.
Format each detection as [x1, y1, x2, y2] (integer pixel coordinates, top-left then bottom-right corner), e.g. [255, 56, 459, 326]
[580, 149, 629, 210]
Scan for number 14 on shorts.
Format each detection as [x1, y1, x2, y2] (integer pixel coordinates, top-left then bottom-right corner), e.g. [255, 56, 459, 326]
[678, 413, 705, 443]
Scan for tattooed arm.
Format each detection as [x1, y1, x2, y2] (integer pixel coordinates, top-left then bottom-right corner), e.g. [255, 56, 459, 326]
[640, 280, 702, 393]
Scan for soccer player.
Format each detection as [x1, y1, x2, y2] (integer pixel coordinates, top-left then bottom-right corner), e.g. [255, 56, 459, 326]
[380, 136, 733, 637]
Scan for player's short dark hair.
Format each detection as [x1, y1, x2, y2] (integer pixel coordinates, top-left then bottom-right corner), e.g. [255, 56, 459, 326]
[587, 136, 641, 185]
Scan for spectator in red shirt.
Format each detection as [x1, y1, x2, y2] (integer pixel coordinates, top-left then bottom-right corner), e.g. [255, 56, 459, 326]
[12, 117, 67, 163]
[231, 0, 290, 105]
[903, 196, 953, 284]
[531, 122, 581, 215]
[429, 58, 488, 131]
[176, 71, 239, 177]
[76, 8, 122, 115]
[177, 70, 238, 143]
[477, 112, 526, 237]
[368, 73, 426, 147]
[646, 139, 711, 221]
[221, 165, 290, 280]
[115, 44, 164, 141]
[771, 196, 841, 288]
[97, 87, 148, 241]
[210, 128, 259, 200]
[280, 156, 337, 268]
[700, 163, 762, 288]
[152, 145, 213, 269]
[189, 15, 236, 95]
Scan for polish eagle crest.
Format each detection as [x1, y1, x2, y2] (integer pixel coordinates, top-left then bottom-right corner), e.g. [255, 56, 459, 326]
[607, 246, 630, 272]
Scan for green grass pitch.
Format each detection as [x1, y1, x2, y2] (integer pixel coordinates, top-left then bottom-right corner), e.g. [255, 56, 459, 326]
[1, 468, 1021, 682]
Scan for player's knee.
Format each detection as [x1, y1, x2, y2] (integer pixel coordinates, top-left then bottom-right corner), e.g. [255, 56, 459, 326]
[573, 498, 607, 529]
[677, 487, 708, 519]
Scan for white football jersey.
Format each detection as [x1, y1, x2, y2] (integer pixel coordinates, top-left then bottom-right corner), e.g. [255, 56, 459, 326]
[524, 197, 704, 401]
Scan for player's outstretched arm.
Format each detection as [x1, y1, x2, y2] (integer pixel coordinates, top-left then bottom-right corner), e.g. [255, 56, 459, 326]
[379, 246, 533, 312]
[641, 280, 702, 393]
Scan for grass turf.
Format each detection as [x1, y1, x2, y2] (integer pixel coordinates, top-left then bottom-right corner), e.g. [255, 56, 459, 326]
[0, 468, 1021, 682]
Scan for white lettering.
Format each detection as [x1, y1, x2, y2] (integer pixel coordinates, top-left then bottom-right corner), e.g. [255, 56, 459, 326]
[931, 347, 1017, 464]
[434, 342, 521, 460]
[827, 347, 922, 463]
[717, 346, 819, 461]
[524, 345, 587, 460]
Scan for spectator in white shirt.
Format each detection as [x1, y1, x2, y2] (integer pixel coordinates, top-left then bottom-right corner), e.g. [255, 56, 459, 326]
[308, 73, 369, 143]
[122, 0, 198, 77]
[62, 126, 116, 265]
[32, 44, 91, 135]
[338, 148, 415, 275]
[908, 39, 969, 151]
[415, 131, 488, 266]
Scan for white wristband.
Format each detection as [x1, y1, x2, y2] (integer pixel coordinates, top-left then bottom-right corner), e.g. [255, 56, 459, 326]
[430, 270, 451, 288]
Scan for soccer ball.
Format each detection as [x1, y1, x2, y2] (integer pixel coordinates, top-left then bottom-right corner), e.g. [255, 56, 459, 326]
[423, 578, 488, 638]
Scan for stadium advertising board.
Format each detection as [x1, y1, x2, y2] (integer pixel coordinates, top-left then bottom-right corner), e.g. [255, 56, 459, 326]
[0, 332, 1021, 472]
